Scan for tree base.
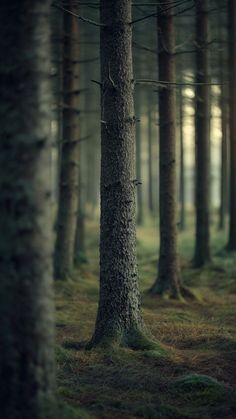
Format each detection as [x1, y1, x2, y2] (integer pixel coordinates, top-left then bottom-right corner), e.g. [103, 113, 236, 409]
[149, 282, 198, 302]
[87, 326, 163, 352]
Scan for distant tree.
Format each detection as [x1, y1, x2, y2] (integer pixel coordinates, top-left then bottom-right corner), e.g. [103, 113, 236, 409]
[150, 1, 183, 298]
[178, 84, 186, 231]
[218, 42, 228, 231]
[89, 0, 155, 349]
[135, 88, 144, 225]
[227, 0, 236, 249]
[0, 1, 55, 418]
[147, 96, 154, 216]
[193, 0, 211, 267]
[54, 1, 80, 279]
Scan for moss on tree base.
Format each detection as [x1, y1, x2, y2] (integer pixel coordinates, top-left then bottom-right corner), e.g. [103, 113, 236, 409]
[87, 326, 167, 354]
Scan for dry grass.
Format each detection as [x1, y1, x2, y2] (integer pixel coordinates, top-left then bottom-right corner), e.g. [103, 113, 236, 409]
[55, 218, 236, 418]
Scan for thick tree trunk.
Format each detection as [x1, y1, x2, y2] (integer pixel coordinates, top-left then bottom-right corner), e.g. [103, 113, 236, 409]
[227, 0, 236, 249]
[193, 0, 211, 267]
[179, 86, 186, 231]
[150, 2, 182, 298]
[0, 1, 55, 418]
[54, 1, 80, 279]
[89, 0, 154, 349]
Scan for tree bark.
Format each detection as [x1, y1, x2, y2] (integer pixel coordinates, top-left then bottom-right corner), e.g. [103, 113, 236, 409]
[227, 0, 236, 249]
[193, 0, 211, 267]
[0, 1, 55, 418]
[54, 0, 80, 279]
[89, 0, 154, 349]
[150, 2, 182, 298]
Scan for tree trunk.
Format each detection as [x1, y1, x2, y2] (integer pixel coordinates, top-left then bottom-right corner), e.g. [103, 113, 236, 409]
[227, 0, 236, 249]
[54, 1, 80, 279]
[150, 1, 182, 298]
[89, 0, 155, 350]
[74, 154, 86, 263]
[219, 78, 228, 231]
[193, 0, 211, 267]
[0, 1, 55, 418]
[148, 98, 154, 216]
[135, 89, 144, 225]
[179, 86, 186, 231]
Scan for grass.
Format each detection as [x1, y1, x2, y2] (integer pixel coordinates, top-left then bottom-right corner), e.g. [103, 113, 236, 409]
[55, 214, 236, 418]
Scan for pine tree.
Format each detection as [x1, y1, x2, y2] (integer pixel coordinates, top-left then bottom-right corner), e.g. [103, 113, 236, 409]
[227, 0, 236, 249]
[193, 0, 211, 267]
[54, 0, 80, 279]
[0, 1, 55, 417]
[150, 1, 182, 298]
[89, 0, 155, 349]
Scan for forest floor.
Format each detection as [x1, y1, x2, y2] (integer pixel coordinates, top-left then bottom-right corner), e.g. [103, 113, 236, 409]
[55, 216, 236, 419]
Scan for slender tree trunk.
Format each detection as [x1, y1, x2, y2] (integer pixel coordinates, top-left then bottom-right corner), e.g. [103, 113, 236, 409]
[74, 153, 86, 263]
[219, 80, 228, 231]
[148, 98, 154, 215]
[0, 1, 55, 418]
[227, 0, 236, 249]
[89, 0, 155, 349]
[135, 89, 144, 225]
[217, 8, 228, 231]
[54, 1, 80, 279]
[193, 0, 211, 267]
[150, 2, 182, 298]
[179, 86, 186, 231]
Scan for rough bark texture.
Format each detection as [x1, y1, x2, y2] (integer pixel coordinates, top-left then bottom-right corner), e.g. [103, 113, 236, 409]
[193, 0, 211, 267]
[150, 2, 182, 298]
[54, 0, 80, 279]
[89, 0, 153, 349]
[227, 0, 236, 249]
[0, 1, 55, 418]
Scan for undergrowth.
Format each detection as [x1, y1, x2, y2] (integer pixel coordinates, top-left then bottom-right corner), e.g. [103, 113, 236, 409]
[55, 216, 236, 418]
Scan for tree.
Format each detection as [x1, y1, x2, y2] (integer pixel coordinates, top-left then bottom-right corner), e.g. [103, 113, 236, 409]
[54, 1, 80, 279]
[147, 96, 154, 216]
[178, 84, 186, 231]
[150, 1, 183, 298]
[193, 0, 211, 267]
[0, 1, 55, 417]
[89, 0, 155, 349]
[135, 88, 144, 225]
[227, 0, 236, 249]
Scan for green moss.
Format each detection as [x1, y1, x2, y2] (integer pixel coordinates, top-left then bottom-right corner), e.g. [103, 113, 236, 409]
[173, 374, 222, 391]
[143, 348, 168, 359]
[126, 328, 165, 351]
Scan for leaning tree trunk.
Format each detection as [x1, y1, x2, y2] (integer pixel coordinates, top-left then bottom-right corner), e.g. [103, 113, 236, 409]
[150, 1, 182, 298]
[0, 1, 55, 418]
[227, 0, 236, 249]
[54, 0, 80, 279]
[193, 0, 211, 267]
[89, 0, 155, 350]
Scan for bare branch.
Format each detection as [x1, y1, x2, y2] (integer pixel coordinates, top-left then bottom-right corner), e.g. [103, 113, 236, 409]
[52, 3, 105, 27]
